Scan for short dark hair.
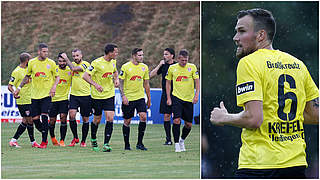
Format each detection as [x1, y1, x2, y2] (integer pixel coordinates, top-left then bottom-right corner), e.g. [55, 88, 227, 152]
[178, 49, 189, 57]
[104, 43, 118, 55]
[38, 43, 48, 50]
[20, 52, 30, 63]
[72, 48, 82, 54]
[132, 48, 142, 56]
[165, 48, 175, 59]
[237, 8, 276, 42]
[58, 52, 63, 59]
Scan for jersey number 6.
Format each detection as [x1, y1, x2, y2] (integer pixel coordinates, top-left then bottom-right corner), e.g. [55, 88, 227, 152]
[277, 74, 297, 121]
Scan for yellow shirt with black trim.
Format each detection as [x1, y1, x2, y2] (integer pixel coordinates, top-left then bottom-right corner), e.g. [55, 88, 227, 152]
[236, 49, 319, 169]
[9, 66, 31, 105]
[70, 61, 91, 96]
[165, 63, 199, 102]
[52, 66, 72, 102]
[87, 57, 117, 99]
[119, 61, 149, 101]
[26, 57, 58, 99]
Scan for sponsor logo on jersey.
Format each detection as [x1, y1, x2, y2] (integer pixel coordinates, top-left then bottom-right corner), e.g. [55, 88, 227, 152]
[72, 72, 79, 76]
[35, 72, 46, 77]
[59, 79, 67, 84]
[102, 72, 113, 78]
[188, 67, 191, 72]
[47, 64, 51, 69]
[176, 76, 188, 81]
[88, 66, 94, 71]
[236, 81, 254, 95]
[130, 75, 142, 81]
[142, 67, 145, 71]
[266, 61, 300, 70]
[120, 70, 124, 76]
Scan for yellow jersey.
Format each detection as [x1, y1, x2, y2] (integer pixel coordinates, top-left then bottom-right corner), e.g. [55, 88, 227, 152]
[119, 61, 149, 101]
[165, 63, 199, 102]
[26, 57, 58, 99]
[9, 66, 31, 105]
[52, 66, 72, 102]
[70, 61, 91, 96]
[87, 57, 117, 99]
[236, 49, 319, 169]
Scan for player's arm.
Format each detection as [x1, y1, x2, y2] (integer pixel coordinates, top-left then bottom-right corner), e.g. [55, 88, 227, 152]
[303, 97, 319, 125]
[13, 75, 31, 97]
[82, 72, 103, 92]
[113, 71, 120, 87]
[144, 79, 151, 109]
[193, 78, 200, 104]
[166, 79, 172, 105]
[149, 60, 164, 78]
[50, 75, 60, 97]
[119, 78, 128, 105]
[210, 100, 263, 129]
[61, 53, 83, 72]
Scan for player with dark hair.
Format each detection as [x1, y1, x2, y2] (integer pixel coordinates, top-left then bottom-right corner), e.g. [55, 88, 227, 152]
[150, 48, 176, 145]
[83, 43, 120, 152]
[210, 8, 319, 178]
[166, 49, 200, 152]
[61, 49, 91, 147]
[14, 43, 60, 149]
[119, 48, 151, 151]
[48, 53, 72, 147]
[8, 52, 41, 148]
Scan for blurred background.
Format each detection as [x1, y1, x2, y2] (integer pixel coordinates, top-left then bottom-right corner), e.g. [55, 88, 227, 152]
[1, 1, 200, 88]
[201, 1, 319, 178]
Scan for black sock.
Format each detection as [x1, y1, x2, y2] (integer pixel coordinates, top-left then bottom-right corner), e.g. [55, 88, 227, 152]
[41, 115, 49, 142]
[33, 119, 42, 133]
[122, 124, 130, 147]
[172, 123, 180, 143]
[60, 122, 67, 141]
[137, 121, 146, 145]
[13, 122, 27, 140]
[27, 123, 35, 142]
[82, 122, 89, 142]
[164, 121, 171, 142]
[181, 126, 191, 140]
[104, 121, 113, 144]
[91, 122, 99, 140]
[69, 119, 78, 139]
[49, 123, 55, 138]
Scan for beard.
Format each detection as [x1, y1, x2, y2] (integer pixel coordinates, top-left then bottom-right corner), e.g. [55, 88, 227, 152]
[59, 64, 67, 69]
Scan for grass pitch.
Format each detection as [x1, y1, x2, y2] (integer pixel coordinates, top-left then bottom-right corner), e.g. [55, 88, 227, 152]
[1, 122, 200, 178]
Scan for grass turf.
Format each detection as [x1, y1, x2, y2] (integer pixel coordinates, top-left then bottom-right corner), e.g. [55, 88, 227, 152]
[1, 122, 200, 178]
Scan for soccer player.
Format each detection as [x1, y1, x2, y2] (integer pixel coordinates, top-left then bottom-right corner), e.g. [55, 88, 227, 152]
[8, 52, 41, 148]
[149, 48, 176, 145]
[48, 53, 72, 147]
[14, 43, 60, 149]
[210, 8, 319, 178]
[62, 49, 91, 147]
[166, 49, 200, 152]
[83, 43, 119, 152]
[119, 48, 151, 151]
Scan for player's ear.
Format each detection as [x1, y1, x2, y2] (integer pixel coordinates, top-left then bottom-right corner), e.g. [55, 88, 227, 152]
[257, 30, 267, 42]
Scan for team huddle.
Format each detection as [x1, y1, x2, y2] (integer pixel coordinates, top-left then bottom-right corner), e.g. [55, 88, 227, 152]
[8, 43, 199, 153]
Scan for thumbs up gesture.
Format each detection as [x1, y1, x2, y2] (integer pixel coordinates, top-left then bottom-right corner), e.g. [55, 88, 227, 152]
[210, 101, 228, 126]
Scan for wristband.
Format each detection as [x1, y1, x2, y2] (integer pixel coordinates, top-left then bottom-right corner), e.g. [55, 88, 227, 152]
[17, 86, 21, 90]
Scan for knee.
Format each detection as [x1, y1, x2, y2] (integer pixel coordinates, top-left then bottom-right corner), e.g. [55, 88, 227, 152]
[124, 119, 131, 126]
[185, 122, 192, 128]
[139, 113, 147, 122]
[173, 118, 181, 124]
[164, 114, 171, 121]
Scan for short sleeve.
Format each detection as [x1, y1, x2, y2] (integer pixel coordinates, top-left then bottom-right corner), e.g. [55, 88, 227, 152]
[165, 66, 173, 81]
[304, 66, 319, 102]
[143, 65, 149, 80]
[192, 65, 199, 79]
[26, 61, 32, 76]
[51, 62, 58, 77]
[86, 61, 96, 76]
[9, 70, 17, 86]
[119, 65, 126, 80]
[236, 58, 263, 107]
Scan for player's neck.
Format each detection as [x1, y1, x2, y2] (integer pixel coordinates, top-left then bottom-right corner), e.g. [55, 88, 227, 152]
[38, 56, 46, 61]
[104, 55, 112, 62]
[19, 63, 27, 69]
[131, 59, 139, 65]
[166, 59, 174, 64]
[257, 41, 273, 51]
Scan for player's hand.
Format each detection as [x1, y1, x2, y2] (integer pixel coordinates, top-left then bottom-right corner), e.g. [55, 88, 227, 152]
[192, 95, 199, 104]
[122, 95, 129, 105]
[167, 98, 172, 106]
[50, 87, 56, 97]
[114, 79, 120, 88]
[159, 60, 165, 65]
[94, 84, 103, 92]
[61, 53, 69, 60]
[147, 99, 151, 109]
[210, 101, 228, 126]
[13, 89, 20, 98]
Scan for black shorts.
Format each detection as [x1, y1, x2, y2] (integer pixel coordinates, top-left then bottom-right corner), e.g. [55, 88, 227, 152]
[92, 96, 115, 116]
[31, 96, 51, 117]
[159, 92, 172, 114]
[17, 104, 32, 117]
[121, 98, 147, 119]
[69, 95, 92, 117]
[235, 166, 306, 178]
[172, 95, 193, 123]
[49, 100, 69, 117]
